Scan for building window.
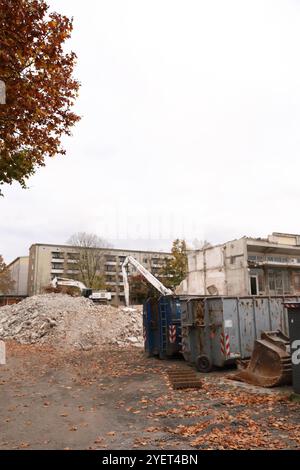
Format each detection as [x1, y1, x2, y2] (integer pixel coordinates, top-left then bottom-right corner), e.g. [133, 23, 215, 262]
[268, 270, 290, 294]
[152, 267, 160, 274]
[52, 252, 64, 259]
[258, 273, 264, 292]
[106, 265, 116, 272]
[269, 276, 275, 291]
[248, 255, 264, 262]
[250, 276, 258, 295]
[267, 256, 289, 263]
[283, 272, 290, 292]
[51, 263, 64, 270]
[249, 269, 265, 293]
[105, 255, 117, 262]
[67, 253, 79, 260]
[293, 274, 300, 290]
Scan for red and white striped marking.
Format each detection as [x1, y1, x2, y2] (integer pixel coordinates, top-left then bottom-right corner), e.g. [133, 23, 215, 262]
[220, 332, 230, 357]
[169, 325, 177, 344]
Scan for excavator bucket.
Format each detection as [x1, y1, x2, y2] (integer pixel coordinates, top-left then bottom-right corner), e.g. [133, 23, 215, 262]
[234, 330, 292, 387]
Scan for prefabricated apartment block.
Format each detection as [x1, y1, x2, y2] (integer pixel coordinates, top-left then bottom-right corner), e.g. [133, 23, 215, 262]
[180, 233, 300, 297]
[27, 243, 171, 299]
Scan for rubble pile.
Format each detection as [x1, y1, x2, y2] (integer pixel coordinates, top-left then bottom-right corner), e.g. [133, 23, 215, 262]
[0, 294, 143, 350]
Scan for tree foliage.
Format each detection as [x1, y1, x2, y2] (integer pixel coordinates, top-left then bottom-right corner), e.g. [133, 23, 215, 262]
[129, 273, 158, 304]
[0, 255, 15, 293]
[160, 239, 188, 289]
[67, 232, 111, 289]
[0, 0, 80, 193]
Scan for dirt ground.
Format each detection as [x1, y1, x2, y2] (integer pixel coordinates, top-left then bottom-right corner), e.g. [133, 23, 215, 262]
[1, 342, 300, 450]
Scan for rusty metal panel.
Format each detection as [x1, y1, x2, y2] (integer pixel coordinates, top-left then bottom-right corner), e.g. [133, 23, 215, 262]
[222, 298, 240, 360]
[207, 298, 225, 367]
[269, 297, 287, 333]
[253, 297, 272, 338]
[235, 298, 256, 357]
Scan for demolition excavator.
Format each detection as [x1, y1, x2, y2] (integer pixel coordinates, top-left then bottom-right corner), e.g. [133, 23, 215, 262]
[234, 330, 292, 387]
[121, 256, 172, 307]
[51, 277, 112, 303]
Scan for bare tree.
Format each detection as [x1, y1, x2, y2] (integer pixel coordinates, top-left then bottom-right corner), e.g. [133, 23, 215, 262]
[67, 232, 112, 289]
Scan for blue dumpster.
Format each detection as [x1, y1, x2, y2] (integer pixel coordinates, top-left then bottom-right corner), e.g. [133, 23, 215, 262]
[143, 295, 182, 358]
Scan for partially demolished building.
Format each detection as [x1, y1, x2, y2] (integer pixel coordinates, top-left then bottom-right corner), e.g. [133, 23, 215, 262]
[180, 233, 300, 297]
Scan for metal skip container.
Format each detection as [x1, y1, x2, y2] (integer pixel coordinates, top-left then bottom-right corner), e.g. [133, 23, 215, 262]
[180, 296, 300, 373]
[143, 295, 182, 359]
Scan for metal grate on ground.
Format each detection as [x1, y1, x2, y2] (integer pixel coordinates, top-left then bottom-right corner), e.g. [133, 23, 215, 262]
[167, 368, 203, 390]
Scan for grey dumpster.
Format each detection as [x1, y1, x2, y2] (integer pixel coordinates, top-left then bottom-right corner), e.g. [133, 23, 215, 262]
[286, 302, 300, 394]
[181, 296, 300, 372]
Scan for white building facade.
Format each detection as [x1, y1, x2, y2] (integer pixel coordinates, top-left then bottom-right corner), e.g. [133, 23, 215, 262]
[180, 233, 300, 297]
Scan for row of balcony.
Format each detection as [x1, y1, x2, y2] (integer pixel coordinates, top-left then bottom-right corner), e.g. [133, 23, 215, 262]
[52, 267, 162, 277]
[52, 258, 164, 267]
[248, 255, 300, 266]
[51, 269, 79, 275]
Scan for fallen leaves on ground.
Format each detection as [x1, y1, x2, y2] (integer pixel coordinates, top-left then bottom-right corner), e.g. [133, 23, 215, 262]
[1, 342, 300, 450]
[145, 427, 160, 433]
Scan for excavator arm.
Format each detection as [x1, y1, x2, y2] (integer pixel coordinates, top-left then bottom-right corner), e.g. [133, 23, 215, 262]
[51, 277, 87, 292]
[122, 256, 173, 306]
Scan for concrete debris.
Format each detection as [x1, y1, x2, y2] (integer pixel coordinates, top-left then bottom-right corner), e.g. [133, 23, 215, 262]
[0, 294, 143, 351]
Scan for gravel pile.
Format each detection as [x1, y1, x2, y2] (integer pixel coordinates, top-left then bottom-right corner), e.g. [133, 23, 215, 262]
[0, 294, 143, 350]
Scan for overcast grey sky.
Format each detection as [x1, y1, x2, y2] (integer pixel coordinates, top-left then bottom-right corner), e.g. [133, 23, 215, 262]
[1, 0, 300, 262]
